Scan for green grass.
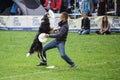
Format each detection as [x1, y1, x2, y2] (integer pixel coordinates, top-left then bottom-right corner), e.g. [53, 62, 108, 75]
[0, 31, 120, 80]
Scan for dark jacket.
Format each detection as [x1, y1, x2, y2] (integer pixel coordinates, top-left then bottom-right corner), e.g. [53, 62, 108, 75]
[98, 2, 107, 16]
[49, 21, 69, 41]
[81, 17, 90, 30]
[60, 0, 68, 12]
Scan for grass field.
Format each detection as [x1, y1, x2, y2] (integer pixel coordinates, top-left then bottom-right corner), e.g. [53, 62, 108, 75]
[0, 31, 120, 80]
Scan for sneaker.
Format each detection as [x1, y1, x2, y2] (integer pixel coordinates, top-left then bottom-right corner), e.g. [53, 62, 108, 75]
[71, 64, 76, 68]
[36, 62, 47, 66]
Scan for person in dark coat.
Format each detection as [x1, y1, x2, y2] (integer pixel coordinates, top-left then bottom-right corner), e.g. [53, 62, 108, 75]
[78, 13, 90, 35]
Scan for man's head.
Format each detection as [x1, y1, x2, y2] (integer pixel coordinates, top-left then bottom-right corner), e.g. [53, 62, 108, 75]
[60, 12, 68, 22]
[82, 13, 88, 19]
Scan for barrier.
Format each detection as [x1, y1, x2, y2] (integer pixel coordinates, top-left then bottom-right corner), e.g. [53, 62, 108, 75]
[0, 15, 120, 32]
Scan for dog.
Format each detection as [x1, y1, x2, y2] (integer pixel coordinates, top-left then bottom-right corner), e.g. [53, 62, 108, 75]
[26, 13, 51, 62]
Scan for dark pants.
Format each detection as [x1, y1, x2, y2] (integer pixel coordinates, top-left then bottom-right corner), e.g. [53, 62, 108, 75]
[43, 40, 74, 66]
[78, 29, 90, 35]
[96, 31, 111, 34]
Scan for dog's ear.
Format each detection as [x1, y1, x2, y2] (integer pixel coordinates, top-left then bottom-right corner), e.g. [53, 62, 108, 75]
[41, 19, 44, 23]
[41, 14, 49, 20]
[44, 13, 49, 18]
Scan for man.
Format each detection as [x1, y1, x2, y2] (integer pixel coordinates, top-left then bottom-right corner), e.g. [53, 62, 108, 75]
[78, 13, 90, 35]
[37, 12, 75, 67]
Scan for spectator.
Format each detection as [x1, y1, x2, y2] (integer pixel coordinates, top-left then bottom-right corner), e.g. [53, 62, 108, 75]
[78, 13, 90, 35]
[0, 0, 13, 15]
[76, 0, 82, 13]
[60, 0, 68, 13]
[93, 0, 99, 13]
[96, 16, 111, 34]
[44, 0, 62, 13]
[89, 0, 94, 16]
[67, 0, 71, 13]
[78, 0, 83, 13]
[97, 0, 107, 16]
[83, 0, 89, 14]
[67, 0, 76, 14]
[108, 0, 114, 10]
[67, 0, 83, 14]
[43, 0, 50, 11]
[10, 3, 22, 15]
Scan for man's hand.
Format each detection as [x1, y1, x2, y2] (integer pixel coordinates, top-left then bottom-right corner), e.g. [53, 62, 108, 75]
[53, 26, 60, 31]
[45, 34, 49, 38]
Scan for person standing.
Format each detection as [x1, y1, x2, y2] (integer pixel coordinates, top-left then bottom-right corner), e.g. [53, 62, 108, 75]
[83, 0, 89, 14]
[43, 0, 51, 11]
[97, 0, 107, 16]
[60, 0, 68, 13]
[78, 13, 90, 35]
[43, 0, 62, 13]
[10, 3, 22, 15]
[37, 12, 75, 68]
[93, 0, 99, 13]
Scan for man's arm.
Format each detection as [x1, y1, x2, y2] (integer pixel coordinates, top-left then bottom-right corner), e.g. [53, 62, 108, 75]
[45, 26, 67, 38]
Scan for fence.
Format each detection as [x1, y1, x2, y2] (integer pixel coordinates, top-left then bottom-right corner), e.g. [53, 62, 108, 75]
[0, 15, 120, 32]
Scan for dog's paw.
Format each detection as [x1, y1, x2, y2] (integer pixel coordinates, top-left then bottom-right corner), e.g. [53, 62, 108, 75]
[26, 53, 30, 57]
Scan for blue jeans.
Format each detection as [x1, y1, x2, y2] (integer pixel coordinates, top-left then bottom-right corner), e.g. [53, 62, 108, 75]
[78, 29, 90, 35]
[43, 40, 74, 65]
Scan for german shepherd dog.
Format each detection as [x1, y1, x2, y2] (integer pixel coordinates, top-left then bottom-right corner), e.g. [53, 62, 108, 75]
[26, 14, 51, 63]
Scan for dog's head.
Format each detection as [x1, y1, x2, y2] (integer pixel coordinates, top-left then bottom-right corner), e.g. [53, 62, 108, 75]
[41, 13, 50, 23]
[39, 13, 51, 33]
